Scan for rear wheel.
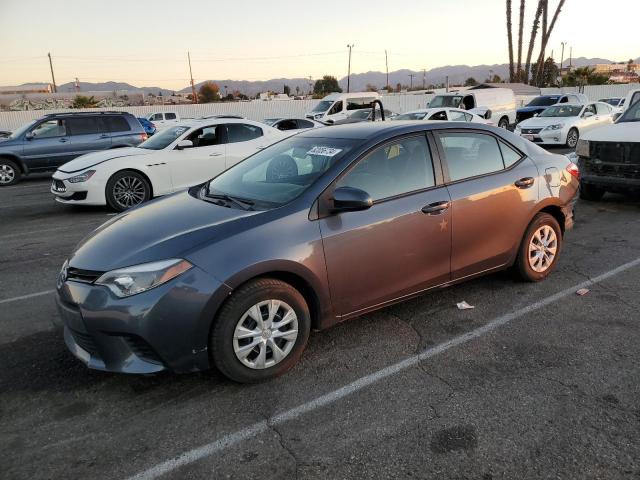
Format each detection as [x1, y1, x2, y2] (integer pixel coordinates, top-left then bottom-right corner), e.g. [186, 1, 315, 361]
[579, 183, 605, 201]
[566, 128, 579, 149]
[0, 158, 20, 186]
[498, 117, 510, 129]
[515, 213, 562, 282]
[210, 278, 311, 383]
[106, 170, 151, 211]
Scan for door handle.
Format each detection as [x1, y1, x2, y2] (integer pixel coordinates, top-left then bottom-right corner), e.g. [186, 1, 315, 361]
[58, 138, 68, 143]
[99, 134, 109, 138]
[421, 201, 450, 215]
[209, 152, 222, 157]
[515, 177, 535, 189]
[257, 145, 268, 150]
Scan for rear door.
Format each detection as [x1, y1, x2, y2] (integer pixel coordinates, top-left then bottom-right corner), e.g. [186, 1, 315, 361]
[434, 130, 539, 280]
[102, 115, 135, 146]
[224, 123, 266, 168]
[22, 119, 73, 170]
[65, 117, 111, 163]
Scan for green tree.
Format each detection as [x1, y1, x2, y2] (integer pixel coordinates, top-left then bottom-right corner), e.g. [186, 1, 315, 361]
[72, 95, 98, 108]
[365, 83, 378, 92]
[283, 85, 291, 96]
[531, 56, 559, 86]
[563, 67, 608, 87]
[313, 75, 342, 96]
[484, 74, 503, 83]
[464, 77, 478, 86]
[198, 81, 220, 103]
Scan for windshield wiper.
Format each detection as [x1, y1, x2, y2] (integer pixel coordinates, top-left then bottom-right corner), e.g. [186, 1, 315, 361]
[205, 189, 255, 211]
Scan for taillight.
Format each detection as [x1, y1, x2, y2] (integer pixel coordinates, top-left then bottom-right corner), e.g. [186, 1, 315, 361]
[566, 162, 580, 180]
[141, 133, 148, 141]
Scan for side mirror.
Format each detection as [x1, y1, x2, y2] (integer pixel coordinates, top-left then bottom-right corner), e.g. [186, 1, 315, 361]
[25, 132, 34, 140]
[176, 140, 193, 150]
[533, 113, 539, 117]
[331, 186, 373, 213]
[484, 109, 492, 120]
[583, 111, 595, 118]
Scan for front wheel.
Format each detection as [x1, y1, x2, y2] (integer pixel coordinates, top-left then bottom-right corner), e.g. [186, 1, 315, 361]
[566, 128, 579, 149]
[515, 213, 562, 282]
[0, 158, 21, 186]
[106, 170, 151, 211]
[210, 278, 311, 383]
[498, 117, 510, 129]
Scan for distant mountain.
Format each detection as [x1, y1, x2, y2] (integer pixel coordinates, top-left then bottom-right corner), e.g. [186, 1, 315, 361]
[178, 78, 314, 97]
[55, 81, 175, 96]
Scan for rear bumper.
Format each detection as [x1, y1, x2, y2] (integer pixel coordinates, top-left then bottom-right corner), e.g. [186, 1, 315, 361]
[56, 265, 232, 374]
[581, 174, 640, 191]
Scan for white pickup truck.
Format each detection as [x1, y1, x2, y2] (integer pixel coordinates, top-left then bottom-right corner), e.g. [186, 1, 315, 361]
[145, 112, 181, 130]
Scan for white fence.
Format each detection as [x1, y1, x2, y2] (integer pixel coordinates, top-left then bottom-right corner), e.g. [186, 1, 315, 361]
[540, 83, 640, 101]
[0, 93, 434, 131]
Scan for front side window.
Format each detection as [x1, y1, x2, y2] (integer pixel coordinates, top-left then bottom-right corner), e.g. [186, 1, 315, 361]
[276, 119, 298, 131]
[618, 99, 640, 123]
[429, 111, 447, 121]
[584, 104, 597, 116]
[429, 95, 463, 108]
[328, 101, 343, 116]
[67, 117, 101, 135]
[207, 136, 359, 207]
[186, 126, 223, 147]
[346, 97, 375, 111]
[226, 123, 263, 143]
[152, 113, 164, 121]
[336, 136, 435, 201]
[439, 132, 505, 182]
[595, 103, 611, 115]
[30, 119, 67, 138]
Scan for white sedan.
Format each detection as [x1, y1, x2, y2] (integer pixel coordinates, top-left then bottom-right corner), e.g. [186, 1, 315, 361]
[51, 119, 286, 211]
[393, 108, 493, 125]
[515, 102, 613, 148]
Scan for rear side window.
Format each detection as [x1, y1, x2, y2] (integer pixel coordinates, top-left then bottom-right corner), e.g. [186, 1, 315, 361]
[439, 132, 505, 182]
[165, 113, 177, 120]
[151, 113, 163, 121]
[595, 103, 611, 115]
[499, 141, 523, 167]
[67, 117, 101, 135]
[226, 123, 263, 143]
[297, 119, 315, 129]
[336, 135, 435, 201]
[103, 116, 131, 132]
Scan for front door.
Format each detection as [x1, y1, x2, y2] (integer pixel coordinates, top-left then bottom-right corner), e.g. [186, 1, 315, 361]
[22, 119, 73, 171]
[167, 124, 227, 191]
[435, 130, 539, 280]
[319, 134, 451, 316]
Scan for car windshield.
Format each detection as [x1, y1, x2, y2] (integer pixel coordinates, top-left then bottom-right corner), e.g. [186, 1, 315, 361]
[528, 96, 560, 107]
[618, 100, 640, 123]
[138, 125, 190, 150]
[8, 120, 38, 139]
[263, 118, 279, 126]
[310, 100, 334, 113]
[394, 112, 428, 120]
[205, 136, 360, 208]
[539, 105, 582, 117]
[600, 98, 621, 106]
[429, 96, 463, 108]
[349, 110, 371, 119]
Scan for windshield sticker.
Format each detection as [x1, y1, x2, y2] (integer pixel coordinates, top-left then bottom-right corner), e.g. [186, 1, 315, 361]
[307, 146, 342, 157]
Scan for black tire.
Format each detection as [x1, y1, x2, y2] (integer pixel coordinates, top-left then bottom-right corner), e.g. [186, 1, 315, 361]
[566, 127, 579, 149]
[498, 117, 510, 129]
[0, 158, 21, 186]
[210, 278, 311, 383]
[105, 170, 151, 212]
[579, 183, 605, 201]
[515, 213, 563, 282]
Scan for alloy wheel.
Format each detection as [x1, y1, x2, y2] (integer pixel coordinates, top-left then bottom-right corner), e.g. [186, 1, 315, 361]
[113, 176, 146, 209]
[528, 225, 558, 273]
[0, 164, 16, 185]
[233, 300, 299, 369]
[567, 129, 579, 148]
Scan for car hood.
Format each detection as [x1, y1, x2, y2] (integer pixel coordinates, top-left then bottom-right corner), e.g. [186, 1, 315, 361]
[517, 106, 547, 113]
[582, 122, 640, 142]
[519, 116, 576, 128]
[57, 147, 153, 173]
[69, 190, 260, 272]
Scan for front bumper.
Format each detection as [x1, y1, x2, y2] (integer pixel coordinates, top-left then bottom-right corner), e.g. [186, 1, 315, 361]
[51, 171, 108, 206]
[56, 265, 231, 374]
[516, 129, 567, 145]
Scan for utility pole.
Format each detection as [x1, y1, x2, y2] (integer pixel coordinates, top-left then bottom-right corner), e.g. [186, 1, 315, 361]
[446, 75, 449, 92]
[385, 50, 389, 89]
[408, 73, 415, 90]
[346, 44, 354, 93]
[559, 42, 566, 73]
[74, 77, 80, 93]
[569, 46, 573, 69]
[47, 52, 57, 93]
[188, 51, 197, 103]
[308, 76, 313, 96]
[422, 68, 426, 90]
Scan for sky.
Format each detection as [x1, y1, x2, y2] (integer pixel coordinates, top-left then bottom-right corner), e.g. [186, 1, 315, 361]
[0, 0, 638, 89]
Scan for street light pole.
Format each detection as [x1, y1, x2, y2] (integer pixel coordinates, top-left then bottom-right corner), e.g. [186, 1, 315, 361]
[385, 50, 389, 90]
[559, 42, 566, 87]
[346, 44, 354, 93]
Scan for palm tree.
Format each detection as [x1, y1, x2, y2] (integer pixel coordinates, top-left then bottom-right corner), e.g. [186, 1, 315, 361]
[535, 0, 566, 85]
[516, 0, 526, 81]
[524, 0, 545, 83]
[506, 0, 515, 82]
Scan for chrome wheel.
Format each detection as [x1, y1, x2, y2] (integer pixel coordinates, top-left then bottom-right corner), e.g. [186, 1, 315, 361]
[567, 129, 579, 148]
[233, 300, 299, 370]
[113, 175, 146, 209]
[528, 225, 558, 273]
[0, 163, 16, 185]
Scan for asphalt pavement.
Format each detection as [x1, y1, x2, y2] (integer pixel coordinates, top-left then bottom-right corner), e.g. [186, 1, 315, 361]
[1, 162, 640, 480]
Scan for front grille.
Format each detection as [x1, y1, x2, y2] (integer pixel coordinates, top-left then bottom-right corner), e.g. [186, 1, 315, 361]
[70, 328, 99, 355]
[122, 334, 163, 364]
[67, 192, 88, 201]
[67, 267, 104, 284]
[52, 179, 66, 192]
[521, 127, 542, 135]
[584, 142, 640, 180]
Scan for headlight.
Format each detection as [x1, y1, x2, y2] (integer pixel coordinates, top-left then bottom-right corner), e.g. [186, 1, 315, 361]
[544, 123, 564, 131]
[576, 139, 590, 158]
[515, 124, 522, 131]
[68, 170, 96, 183]
[95, 259, 193, 298]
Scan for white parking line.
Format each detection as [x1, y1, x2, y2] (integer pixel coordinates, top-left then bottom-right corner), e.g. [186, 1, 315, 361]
[0, 289, 55, 305]
[0, 222, 102, 240]
[126, 256, 640, 480]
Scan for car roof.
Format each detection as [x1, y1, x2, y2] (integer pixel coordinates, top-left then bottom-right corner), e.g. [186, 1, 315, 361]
[298, 120, 495, 140]
[178, 118, 262, 127]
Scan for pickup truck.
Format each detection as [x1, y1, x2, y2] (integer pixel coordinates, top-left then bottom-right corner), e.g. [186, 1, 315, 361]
[145, 112, 181, 130]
